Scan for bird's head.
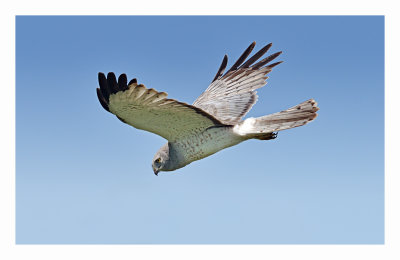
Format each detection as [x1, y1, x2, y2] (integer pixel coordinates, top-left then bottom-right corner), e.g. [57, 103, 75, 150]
[152, 144, 170, 176]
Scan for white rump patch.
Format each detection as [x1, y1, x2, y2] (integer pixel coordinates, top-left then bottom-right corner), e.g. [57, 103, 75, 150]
[233, 117, 255, 136]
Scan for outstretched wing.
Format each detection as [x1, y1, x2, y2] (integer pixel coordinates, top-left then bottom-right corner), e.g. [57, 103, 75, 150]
[193, 42, 283, 125]
[96, 72, 223, 141]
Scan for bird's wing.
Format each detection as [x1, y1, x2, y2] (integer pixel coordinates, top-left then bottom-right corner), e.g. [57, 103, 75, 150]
[96, 72, 224, 142]
[193, 42, 283, 125]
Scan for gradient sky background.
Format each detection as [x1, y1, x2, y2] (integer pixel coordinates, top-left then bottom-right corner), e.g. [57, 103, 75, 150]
[16, 16, 384, 244]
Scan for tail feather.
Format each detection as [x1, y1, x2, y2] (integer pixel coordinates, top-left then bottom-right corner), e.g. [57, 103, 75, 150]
[234, 99, 319, 139]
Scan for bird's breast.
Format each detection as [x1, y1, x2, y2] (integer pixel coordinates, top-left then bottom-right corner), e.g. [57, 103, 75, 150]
[173, 126, 244, 164]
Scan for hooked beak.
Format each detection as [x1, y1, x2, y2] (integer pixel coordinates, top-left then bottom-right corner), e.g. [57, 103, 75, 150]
[153, 168, 159, 176]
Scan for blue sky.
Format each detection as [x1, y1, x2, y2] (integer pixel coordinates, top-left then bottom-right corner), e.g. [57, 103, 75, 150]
[16, 16, 384, 244]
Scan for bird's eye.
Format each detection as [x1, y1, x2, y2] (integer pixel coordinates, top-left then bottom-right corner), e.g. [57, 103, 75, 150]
[155, 158, 161, 163]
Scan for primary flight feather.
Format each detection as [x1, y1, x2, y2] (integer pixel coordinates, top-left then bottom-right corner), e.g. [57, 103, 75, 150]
[96, 42, 319, 175]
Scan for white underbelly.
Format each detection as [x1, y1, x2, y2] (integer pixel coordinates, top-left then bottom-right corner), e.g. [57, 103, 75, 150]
[173, 126, 244, 164]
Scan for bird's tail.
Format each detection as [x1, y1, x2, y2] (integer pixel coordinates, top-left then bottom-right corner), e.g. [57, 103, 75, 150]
[234, 99, 319, 140]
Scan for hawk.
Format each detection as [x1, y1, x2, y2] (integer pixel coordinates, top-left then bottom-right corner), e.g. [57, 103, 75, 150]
[96, 42, 319, 175]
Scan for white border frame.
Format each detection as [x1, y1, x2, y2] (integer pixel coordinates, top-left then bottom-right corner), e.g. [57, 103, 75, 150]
[2, 1, 398, 259]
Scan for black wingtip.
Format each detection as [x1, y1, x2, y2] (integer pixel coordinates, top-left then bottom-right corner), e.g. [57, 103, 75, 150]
[211, 42, 284, 81]
[240, 42, 273, 69]
[118, 73, 128, 91]
[266, 61, 284, 69]
[252, 51, 283, 69]
[96, 88, 110, 112]
[212, 54, 228, 82]
[107, 72, 118, 94]
[98, 72, 110, 101]
[225, 42, 256, 75]
[128, 78, 137, 86]
[97, 72, 133, 113]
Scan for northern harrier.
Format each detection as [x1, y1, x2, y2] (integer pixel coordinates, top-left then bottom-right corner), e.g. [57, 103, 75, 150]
[96, 42, 319, 175]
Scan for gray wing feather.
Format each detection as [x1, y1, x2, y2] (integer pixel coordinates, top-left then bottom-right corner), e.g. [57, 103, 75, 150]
[193, 42, 283, 125]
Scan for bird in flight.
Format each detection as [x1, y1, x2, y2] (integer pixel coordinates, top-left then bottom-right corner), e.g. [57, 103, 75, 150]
[96, 42, 319, 175]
